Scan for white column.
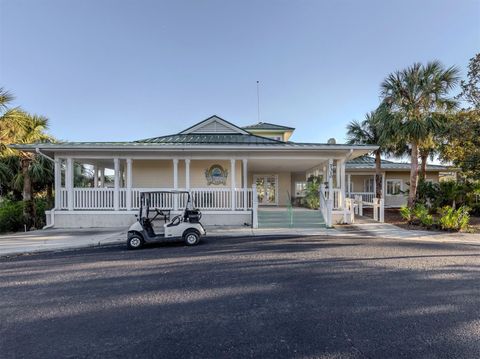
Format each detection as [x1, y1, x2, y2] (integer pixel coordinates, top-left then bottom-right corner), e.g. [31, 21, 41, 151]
[328, 159, 334, 200]
[340, 159, 346, 209]
[173, 158, 179, 210]
[93, 165, 98, 188]
[347, 174, 352, 197]
[185, 159, 190, 190]
[126, 158, 132, 211]
[327, 159, 334, 219]
[336, 159, 341, 188]
[252, 184, 258, 228]
[100, 167, 105, 188]
[373, 174, 376, 197]
[54, 157, 62, 209]
[230, 159, 236, 210]
[66, 157, 74, 211]
[242, 159, 248, 210]
[113, 158, 120, 211]
[382, 172, 386, 199]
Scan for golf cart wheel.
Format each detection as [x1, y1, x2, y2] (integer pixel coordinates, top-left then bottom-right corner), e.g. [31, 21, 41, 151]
[127, 234, 144, 250]
[183, 230, 200, 246]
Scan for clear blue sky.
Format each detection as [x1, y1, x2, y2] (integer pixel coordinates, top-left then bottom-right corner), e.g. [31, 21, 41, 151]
[1, 0, 479, 144]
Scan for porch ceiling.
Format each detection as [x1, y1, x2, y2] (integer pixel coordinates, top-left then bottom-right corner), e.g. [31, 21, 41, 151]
[248, 158, 327, 172]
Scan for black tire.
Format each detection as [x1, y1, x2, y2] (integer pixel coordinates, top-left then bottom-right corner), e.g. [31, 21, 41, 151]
[183, 230, 200, 246]
[127, 234, 144, 250]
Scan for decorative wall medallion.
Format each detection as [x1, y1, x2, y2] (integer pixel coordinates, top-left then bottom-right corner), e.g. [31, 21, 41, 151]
[205, 165, 228, 185]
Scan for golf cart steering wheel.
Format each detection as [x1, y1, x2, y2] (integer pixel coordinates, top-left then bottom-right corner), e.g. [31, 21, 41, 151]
[169, 215, 181, 226]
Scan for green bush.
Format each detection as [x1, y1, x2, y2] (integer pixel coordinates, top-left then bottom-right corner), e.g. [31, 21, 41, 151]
[438, 206, 470, 231]
[0, 198, 49, 233]
[400, 206, 413, 223]
[304, 176, 321, 209]
[0, 200, 25, 233]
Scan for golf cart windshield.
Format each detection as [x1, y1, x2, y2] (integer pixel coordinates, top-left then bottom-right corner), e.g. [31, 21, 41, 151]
[139, 190, 193, 219]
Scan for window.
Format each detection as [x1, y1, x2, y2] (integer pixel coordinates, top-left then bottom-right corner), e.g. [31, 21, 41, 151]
[295, 181, 307, 197]
[364, 178, 375, 193]
[264, 135, 283, 141]
[386, 180, 402, 195]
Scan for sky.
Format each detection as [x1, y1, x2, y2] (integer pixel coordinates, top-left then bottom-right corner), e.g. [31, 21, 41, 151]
[0, 0, 479, 144]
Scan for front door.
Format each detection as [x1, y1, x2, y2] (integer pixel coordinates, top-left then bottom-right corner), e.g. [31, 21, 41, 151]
[254, 175, 278, 205]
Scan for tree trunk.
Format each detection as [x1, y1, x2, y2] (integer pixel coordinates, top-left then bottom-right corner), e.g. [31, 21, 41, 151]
[375, 150, 382, 199]
[21, 158, 34, 230]
[21, 158, 32, 201]
[420, 151, 428, 181]
[46, 183, 53, 208]
[408, 142, 419, 208]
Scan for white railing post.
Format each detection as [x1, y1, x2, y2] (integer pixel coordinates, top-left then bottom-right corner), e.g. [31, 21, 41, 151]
[243, 159, 248, 211]
[359, 195, 363, 216]
[126, 158, 132, 211]
[373, 198, 379, 221]
[66, 157, 74, 211]
[113, 158, 120, 211]
[379, 198, 385, 223]
[54, 157, 62, 210]
[252, 184, 258, 228]
[326, 198, 333, 227]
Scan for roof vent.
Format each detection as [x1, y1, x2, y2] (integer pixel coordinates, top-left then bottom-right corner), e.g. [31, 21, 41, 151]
[327, 138, 336, 144]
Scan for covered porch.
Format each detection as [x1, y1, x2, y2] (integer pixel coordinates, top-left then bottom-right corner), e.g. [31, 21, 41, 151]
[49, 154, 356, 228]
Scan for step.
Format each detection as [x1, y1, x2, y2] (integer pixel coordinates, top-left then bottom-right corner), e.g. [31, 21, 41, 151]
[258, 209, 326, 229]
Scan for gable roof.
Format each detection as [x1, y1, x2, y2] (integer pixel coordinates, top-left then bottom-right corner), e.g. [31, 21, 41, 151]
[346, 156, 450, 171]
[179, 115, 249, 135]
[135, 133, 285, 145]
[242, 122, 295, 131]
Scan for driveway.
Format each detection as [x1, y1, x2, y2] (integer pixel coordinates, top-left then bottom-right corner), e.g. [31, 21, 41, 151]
[1, 235, 479, 358]
[0, 228, 125, 256]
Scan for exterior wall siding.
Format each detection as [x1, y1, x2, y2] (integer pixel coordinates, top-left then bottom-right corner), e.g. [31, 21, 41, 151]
[132, 159, 242, 188]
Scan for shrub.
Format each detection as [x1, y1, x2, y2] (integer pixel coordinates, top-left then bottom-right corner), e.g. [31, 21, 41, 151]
[438, 206, 470, 231]
[0, 198, 49, 233]
[304, 176, 321, 209]
[0, 200, 25, 233]
[401, 204, 435, 228]
[400, 206, 413, 223]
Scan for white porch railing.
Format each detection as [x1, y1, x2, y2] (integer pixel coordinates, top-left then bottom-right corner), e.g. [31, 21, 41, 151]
[59, 187, 254, 211]
[348, 192, 375, 205]
[352, 195, 384, 223]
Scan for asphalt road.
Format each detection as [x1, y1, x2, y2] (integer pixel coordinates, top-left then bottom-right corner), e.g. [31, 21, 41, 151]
[1, 235, 479, 358]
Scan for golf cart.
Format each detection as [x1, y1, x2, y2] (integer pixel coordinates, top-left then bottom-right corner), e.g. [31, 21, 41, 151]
[127, 190, 206, 249]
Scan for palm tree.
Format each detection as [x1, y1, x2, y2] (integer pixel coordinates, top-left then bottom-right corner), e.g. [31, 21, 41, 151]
[380, 61, 459, 207]
[3, 111, 53, 227]
[419, 136, 436, 181]
[346, 106, 395, 199]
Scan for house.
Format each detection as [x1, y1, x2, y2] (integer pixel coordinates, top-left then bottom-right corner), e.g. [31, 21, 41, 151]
[344, 156, 449, 208]
[12, 115, 445, 229]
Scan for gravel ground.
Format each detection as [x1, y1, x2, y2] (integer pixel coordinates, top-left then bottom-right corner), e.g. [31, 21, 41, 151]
[1, 235, 480, 358]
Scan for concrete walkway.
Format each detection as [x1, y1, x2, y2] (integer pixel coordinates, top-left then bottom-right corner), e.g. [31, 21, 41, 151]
[0, 221, 478, 257]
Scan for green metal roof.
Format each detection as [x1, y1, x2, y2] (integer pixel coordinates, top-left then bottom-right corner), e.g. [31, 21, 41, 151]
[135, 133, 285, 145]
[346, 156, 450, 171]
[242, 122, 295, 131]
